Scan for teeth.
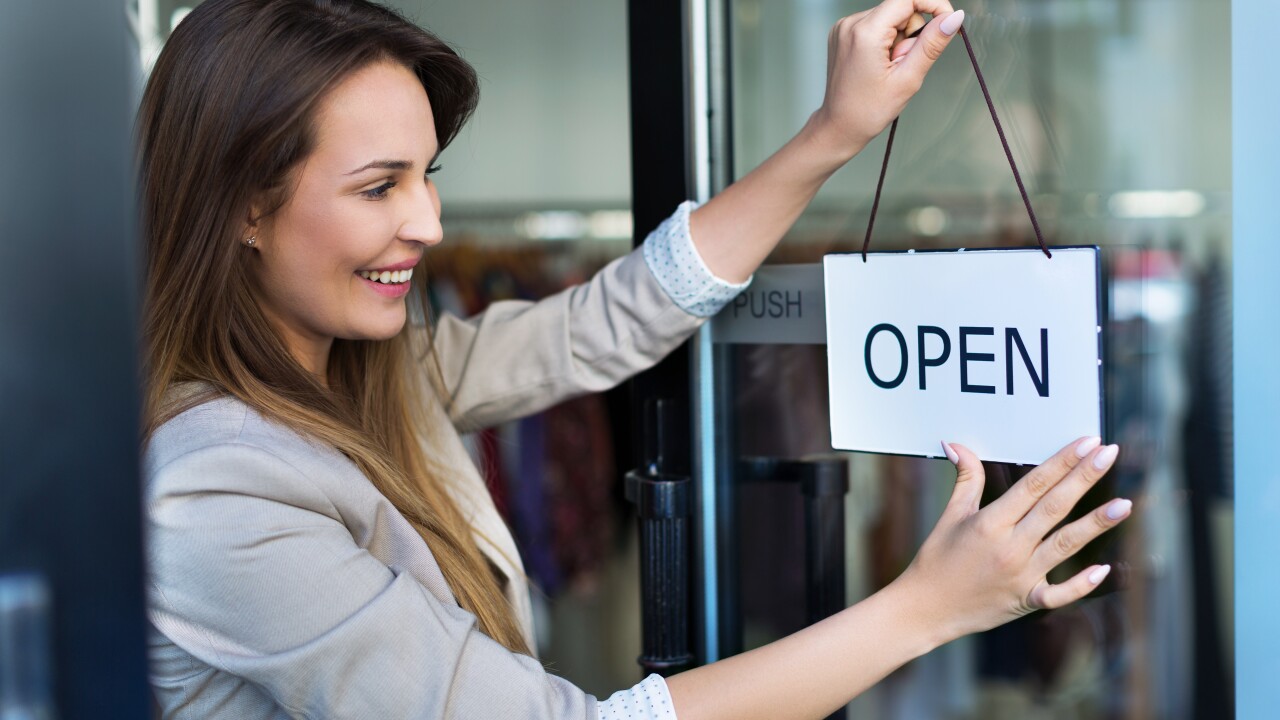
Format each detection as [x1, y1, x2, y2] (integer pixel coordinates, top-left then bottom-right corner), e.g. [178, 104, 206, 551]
[359, 268, 413, 284]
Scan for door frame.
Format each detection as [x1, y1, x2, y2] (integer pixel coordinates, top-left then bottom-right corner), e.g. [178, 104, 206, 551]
[1232, 0, 1279, 715]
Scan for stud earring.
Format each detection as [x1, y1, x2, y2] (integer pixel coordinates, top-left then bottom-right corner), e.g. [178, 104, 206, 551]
[244, 235, 257, 247]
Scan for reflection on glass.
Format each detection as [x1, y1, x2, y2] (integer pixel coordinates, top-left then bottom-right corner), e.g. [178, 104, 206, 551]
[723, 0, 1231, 717]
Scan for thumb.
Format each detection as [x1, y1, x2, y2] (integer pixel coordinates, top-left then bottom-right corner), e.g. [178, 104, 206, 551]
[942, 441, 985, 518]
[900, 9, 963, 77]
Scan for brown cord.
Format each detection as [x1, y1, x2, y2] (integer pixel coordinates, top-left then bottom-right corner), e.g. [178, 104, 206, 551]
[862, 117, 899, 262]
[862, 24, 1051, 261]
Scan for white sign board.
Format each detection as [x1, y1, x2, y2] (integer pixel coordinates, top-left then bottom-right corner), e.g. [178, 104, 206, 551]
[824, 248, 1103, 465]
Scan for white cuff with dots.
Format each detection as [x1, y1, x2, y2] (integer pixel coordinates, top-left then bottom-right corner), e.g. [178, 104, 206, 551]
[642, 200, 752, 318]
[597, 673, 677, 720]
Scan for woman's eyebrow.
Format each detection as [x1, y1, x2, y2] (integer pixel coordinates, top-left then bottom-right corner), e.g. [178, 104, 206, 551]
[344, 151, 441, 176]
[345, 159, 412, 175]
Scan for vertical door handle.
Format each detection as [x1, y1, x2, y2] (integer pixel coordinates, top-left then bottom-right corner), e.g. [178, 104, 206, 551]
[626, 399, 694, 676]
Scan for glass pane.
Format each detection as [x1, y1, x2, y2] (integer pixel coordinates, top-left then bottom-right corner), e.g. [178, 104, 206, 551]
[720, 0, 1232, 717]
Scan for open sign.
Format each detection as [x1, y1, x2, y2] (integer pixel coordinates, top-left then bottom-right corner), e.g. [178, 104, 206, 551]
[824, 248, 1103, 465]
[862, 323, 1049, 396]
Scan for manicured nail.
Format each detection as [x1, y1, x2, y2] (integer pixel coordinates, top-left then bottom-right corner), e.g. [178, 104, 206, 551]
[1092, 444, 1119, 471]
[941, 441, 959, 464]
[1088, 564, 1111, 585]
[940, 9, 965, 36]
[1106, 498, 1133, 521]
[1075, 436, 1102, 458]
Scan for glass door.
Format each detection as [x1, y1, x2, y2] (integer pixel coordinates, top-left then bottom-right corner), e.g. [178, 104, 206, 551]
[691, 1, 1233, 717]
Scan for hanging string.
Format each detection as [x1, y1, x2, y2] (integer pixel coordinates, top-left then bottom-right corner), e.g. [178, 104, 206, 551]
[862, 23, 1051, 261]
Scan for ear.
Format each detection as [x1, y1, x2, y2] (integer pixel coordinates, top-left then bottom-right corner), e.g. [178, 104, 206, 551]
[242, 197, 269, 245]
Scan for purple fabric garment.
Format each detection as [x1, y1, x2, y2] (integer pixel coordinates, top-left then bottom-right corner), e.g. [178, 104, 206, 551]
[512, 415, 560, 594]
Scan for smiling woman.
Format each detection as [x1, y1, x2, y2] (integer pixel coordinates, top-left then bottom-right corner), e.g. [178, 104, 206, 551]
[137, 1, 1128, 719]
[137, 0, 542, 688]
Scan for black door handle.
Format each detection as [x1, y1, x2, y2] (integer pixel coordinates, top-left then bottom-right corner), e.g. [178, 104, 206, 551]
[625, 399, 694, 676]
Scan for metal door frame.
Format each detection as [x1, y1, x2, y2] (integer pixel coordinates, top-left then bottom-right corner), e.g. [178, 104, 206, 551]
[1232, 0, 1279, 716]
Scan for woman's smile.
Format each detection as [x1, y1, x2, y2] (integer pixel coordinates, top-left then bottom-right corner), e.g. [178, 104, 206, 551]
[356, 255, 420, 297]
[357, 267, 415, 297]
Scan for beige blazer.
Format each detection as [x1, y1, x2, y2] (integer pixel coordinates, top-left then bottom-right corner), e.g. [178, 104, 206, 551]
[144, 246, 705, 719]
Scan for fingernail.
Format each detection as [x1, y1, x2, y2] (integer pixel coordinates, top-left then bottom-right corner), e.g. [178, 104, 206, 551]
[940, 9, 965, 36]
[1088, 564, 1111, 585]
[1092, 444, 1119, 471]
[1106, 498, 1133, 521]
[941, 441, 959, 464]
[1075, 436, 1102, 458]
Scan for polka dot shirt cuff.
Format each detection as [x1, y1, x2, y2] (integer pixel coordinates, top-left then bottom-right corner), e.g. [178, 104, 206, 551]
[642, 200, 752, 318]
[597, 673, 678, 720]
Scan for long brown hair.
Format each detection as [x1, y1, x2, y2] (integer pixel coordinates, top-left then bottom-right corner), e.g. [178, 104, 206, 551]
[138, 0, 531, 655]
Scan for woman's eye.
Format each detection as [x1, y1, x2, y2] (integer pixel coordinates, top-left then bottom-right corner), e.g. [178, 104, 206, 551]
[425, 163, 443, 178]
[362, 181, 396, 200]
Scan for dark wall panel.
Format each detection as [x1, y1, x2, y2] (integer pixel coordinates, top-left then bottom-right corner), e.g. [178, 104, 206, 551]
[0, 2, 150, 717]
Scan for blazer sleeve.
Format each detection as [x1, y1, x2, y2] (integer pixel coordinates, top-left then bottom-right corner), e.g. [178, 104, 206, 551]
[431, 245, 705, 432]
[146, 442, 597, 720]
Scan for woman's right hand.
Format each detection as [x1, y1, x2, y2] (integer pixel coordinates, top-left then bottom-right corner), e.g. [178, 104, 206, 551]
[810, 0, 963, 160]
[894, 438, 1130, 644]
[688, 0, 965, 284]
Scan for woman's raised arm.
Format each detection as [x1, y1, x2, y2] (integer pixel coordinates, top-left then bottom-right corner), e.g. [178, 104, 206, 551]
[690, 0, 963, 283]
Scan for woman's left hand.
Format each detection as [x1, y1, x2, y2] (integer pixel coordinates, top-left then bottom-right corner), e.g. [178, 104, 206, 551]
[894, 438, 1129, 645]
[813, 0, 965, 156]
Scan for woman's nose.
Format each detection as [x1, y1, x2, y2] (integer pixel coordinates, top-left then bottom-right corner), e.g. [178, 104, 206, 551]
[397, 180, 444, 246]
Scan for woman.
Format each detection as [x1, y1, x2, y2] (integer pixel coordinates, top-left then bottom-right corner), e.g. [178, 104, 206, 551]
[139, 0, 1129, 718]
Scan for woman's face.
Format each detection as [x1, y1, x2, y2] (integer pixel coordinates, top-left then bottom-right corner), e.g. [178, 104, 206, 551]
[249, 60, 442, 376]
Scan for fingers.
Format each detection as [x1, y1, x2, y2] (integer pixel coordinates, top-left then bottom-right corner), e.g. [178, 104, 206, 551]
[833, 9, 874, 38]
[829, 9, 875, 76]
[986, 436, 1101, 522]
[894, 12, 926, 42]
[904, 12, 928, 37]
[1027, 564, 1112, 611]
[891, 37, 917, 62]
[866, 0, 955, 30]
[844, 9, 874, 25]
[1016, 443, 1120, 541]
[890, 12, 925, 60]
[897, 9, 963, 78]
[941, 441, 986, 519]
[1032, 497, 1132, 574]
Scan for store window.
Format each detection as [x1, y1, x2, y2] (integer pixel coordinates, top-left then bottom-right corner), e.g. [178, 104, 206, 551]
[720, 0, 1232, 717]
